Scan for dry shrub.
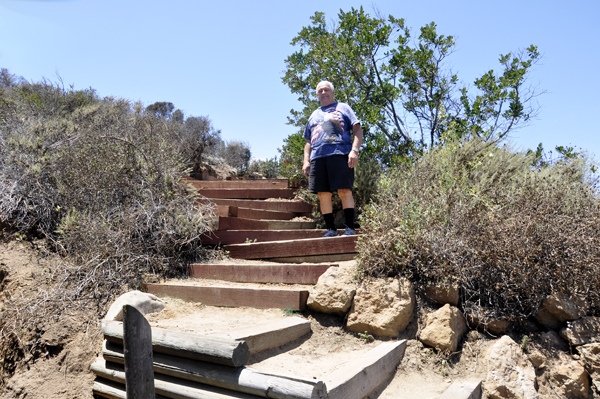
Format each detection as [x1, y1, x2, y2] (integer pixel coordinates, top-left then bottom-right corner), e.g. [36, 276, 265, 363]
[357, 138, 600, 322]
[0, 79, 219, 383]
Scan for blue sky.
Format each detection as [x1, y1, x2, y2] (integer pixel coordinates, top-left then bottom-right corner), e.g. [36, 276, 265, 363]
[1, 0, 598, 161]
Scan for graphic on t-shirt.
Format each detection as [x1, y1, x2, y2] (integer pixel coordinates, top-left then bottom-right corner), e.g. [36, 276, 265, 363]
[310, 109, 346, 144]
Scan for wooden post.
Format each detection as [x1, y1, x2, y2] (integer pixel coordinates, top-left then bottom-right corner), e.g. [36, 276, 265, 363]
[123, 305, 155, 398]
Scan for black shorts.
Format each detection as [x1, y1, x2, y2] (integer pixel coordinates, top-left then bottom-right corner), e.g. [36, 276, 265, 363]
[308, 154, 354, 194]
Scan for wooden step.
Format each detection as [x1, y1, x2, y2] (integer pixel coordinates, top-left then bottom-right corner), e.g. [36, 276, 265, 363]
[184, 178, 290, 189]
[217, 217, 316, 231]
[202, 229, 350, 245]
[197, 188, 296, 199]
[189, 263, 335, 284]
[269, 253, 357, 263]
[236, 207, 296, 220]
[208, 199, 313, 213]
[223, 236, 358, 260]
[145, 284, 310, 311]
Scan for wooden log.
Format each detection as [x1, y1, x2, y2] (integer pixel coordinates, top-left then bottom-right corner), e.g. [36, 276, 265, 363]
[101, 343, 325, 399]
[211, 205, 237, 217]
[103, 320, 250, 367]
[185, 179, 290, 189]
[236, 207, 295, 221]
[216, 218, 315, 231]
[208, 199, 312, 213]
[201, 230, 349, 245]
[268, 253, 357, 263]
[144, 284, 309, 311]
[188, 263, 334, 284]
[224, 236, 358, 259]
[92, 358, 265, 399]
[196, 188, 296, 199]
[325, 340, 407, 399]
[224, 317, 312, 354]
[123, 305, 155, 398]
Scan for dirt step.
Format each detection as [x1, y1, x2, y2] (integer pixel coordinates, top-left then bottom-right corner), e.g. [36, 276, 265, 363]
[183, 177, 290, 189]
[209, 198, 313, 213]
[145, 283, 310, 311]
[197, 188, 297, 199]
[189, 263, 335, 284]
[223, 235, 359, 260]
[217, 217, 316, 231]
[201, 229, 352, 245]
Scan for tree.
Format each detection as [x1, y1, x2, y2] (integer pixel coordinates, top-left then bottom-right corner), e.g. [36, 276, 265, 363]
[146, 101, 175, 119]
[282, 7, 541, 164]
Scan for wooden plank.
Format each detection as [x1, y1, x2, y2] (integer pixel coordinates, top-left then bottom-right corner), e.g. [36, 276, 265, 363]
[325, 340, 407, 399]
[92, 359, 267, 399]
[189, 263, 334, 284]
[197, 188, 296, 199]
[268, 253, 357, 263]
[201, 230, 349, 245]
[224, 236, 358, 259]
[144, 284, 309, 311]
[211, 205, 237, 218]
[236, 208, 295, 221]
[185, 179, 290, 189]
[209, 199, 313, 213]
[103, 320, 250, 367]
[123, 305, 155, 398]
[217, 218, 315, 231]
[225, 317, 312, 355]
[102, 342, 325, 399]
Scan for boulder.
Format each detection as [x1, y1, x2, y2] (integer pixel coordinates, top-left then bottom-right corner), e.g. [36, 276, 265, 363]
[577, 343, 600, 392]
[560, 316, 600, 347]
[418, 304, 468, 352]
[307, 266, 356, 315]
[534, 293, 587, 330]
[423, 284, 459, 306]
[346, 277, 415, 337]
[104, 290, 166, 322]
[483, 335, 538, 399]
[468, 312, 512, 336]
[540, 330, 569, 351]
[550, 360, 589, 399]
[527, 350, 546, 370]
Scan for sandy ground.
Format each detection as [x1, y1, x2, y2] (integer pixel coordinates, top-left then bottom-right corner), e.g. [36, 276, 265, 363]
[0, 240, 492, 399]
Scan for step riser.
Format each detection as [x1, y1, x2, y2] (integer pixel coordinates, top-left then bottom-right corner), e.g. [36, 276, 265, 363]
[201, 229, 349, 245]
[224, 236, 358, 260]
[197, 188, 296, 199]
[208, 199, 312, 213]
[184, 178, 290, 189]
[189, 264, 334, 284]
[217, 217, 316, 231]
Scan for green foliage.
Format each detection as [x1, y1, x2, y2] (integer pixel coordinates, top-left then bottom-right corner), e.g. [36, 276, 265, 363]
[282, 7, 540, 166]
[248, 156, 280, 178]
[216, 140, 252, 176]
[357, 136, 600, 322]
[278, 131, 307, 186]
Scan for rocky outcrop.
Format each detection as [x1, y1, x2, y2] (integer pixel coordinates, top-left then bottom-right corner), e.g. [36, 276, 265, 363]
[483, 335, 538, 399]
[104, 290, 165, 322]
[346, 277, 415, 337]
[534, 293, 588, 330]
[306, 265, 356, 315]
[467, 312, 512, 336]
[423, 284, 459, 306]
[560, 316, 600, 347]
[577, 343, 600, 392]
[418, 304, 468, 352]
[549, 359, 589, 399]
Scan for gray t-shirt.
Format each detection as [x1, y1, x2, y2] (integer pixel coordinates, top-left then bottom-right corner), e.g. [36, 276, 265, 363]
[303, 101, 359, 161]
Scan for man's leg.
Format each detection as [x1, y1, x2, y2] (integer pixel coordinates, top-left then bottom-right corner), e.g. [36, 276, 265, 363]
[338, 189, 356, 235]
[318, 192, 337, 237]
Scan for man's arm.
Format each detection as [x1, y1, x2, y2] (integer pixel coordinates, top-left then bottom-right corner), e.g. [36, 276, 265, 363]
[302, 139, 312, 177]
[348, 123, 363, 168]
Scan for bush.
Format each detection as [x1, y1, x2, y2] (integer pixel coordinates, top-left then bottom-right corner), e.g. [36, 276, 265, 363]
[248, 157, 280, 178]
[357, 137, 600, 323]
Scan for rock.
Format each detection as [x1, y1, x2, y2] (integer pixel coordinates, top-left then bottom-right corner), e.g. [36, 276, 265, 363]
[468, 312, 512, 336]
[423, 284, 459, 306]
[527, 350, 546, 370]
[346, 277, 415, 337]
[550, 360, 589, 399]
[577, 343, 600, 392]
[307, 266, 356, 315]
[534, 293, 588, 330]
[418, 304, 468, 352]
[560, 316, 600, 347]
[540, 330, 569, 351]
[483, 335, 538, 399]
[104, 290, 165, 322]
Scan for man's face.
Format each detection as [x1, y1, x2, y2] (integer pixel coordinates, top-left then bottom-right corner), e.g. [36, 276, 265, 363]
[316, 84, 335, 107]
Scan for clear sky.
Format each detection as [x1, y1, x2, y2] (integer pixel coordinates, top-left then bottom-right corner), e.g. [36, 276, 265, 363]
[1, 0, 598, 161]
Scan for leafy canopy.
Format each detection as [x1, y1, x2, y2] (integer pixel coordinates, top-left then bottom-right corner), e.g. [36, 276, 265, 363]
[282, 7, 541, 164]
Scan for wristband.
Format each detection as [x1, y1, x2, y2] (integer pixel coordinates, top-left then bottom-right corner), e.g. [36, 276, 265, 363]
[351, 148, 360, 154]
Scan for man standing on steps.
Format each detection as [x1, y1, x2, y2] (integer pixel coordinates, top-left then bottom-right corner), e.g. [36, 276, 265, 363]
[302, 80, 363, 237]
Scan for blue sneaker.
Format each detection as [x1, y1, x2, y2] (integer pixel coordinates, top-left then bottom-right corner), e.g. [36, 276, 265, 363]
[343, 227, 356, 236]
[323, 229, 339, 237]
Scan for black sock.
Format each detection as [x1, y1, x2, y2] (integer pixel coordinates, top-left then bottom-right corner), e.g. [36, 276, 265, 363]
[344, 208, 355, 229]
[323, 213, 335, 230]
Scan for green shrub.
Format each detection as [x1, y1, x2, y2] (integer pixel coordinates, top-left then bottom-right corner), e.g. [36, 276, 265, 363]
[357, 137, 600, 322]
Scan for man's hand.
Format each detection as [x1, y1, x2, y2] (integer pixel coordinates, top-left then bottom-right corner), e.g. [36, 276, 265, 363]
[348, 151, 359, 168]
[302, 161, 311, 177]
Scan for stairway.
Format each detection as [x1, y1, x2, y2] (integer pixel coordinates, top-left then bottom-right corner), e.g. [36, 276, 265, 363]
[144, 177, 359, 311]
